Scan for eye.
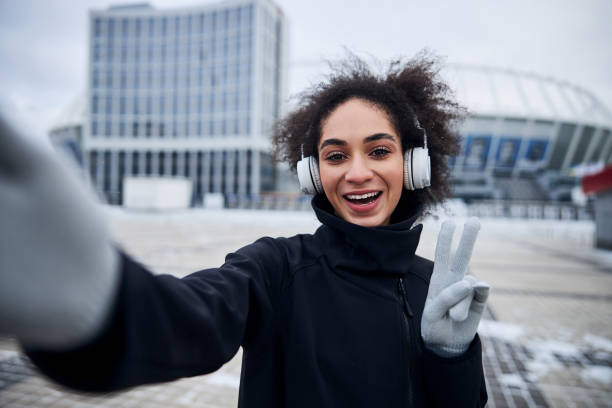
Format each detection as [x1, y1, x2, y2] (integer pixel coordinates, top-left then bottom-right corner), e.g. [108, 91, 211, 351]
[369, 146, 391, 158]
[324, 152, 347, 162]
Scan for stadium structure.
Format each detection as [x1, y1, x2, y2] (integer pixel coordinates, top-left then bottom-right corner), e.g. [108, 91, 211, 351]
[50, 15, 612, 210]
[443, 64, 612, 202]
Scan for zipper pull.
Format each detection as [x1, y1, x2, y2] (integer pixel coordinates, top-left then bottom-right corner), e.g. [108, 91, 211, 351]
[398, 278, 414, 318]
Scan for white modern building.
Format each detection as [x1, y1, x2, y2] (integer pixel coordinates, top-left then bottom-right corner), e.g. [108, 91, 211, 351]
[86, 0, 288, 204]
[444, 65, 612, 201]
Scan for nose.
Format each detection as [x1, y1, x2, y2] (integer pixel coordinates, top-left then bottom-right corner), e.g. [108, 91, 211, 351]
[344, 155, 373, 184]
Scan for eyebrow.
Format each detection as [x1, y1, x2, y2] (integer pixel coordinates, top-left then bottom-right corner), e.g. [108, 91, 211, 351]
[364, 133, 396, 143]
[319, 133, 397, 150]
[319, 138, 346, 150]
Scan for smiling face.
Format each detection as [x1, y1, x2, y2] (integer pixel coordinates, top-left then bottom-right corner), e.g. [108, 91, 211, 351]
[317, 98, 404, 227]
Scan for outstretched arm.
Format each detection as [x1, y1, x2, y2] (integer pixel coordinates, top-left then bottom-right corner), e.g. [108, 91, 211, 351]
[0, 113, 120, 350]
[0, 112, 280, 391]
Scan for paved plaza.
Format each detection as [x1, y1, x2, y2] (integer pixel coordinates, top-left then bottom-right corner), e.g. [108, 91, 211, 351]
[0, 209, 611, 407]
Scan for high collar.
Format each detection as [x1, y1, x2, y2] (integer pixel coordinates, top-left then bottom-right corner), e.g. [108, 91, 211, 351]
[312, 194, 423, 276]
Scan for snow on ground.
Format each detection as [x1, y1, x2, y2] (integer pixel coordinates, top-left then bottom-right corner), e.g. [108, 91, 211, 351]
[478, 321, 612, 384]
[499, 373, 526, 387]
[104, 205, 595, 246]
[203, 372, 241, 389]
[0, 350, 19, 360]
[106, 206, 321, 229]
[525, 340, 584, 381]
[584, 334, 612, 353]
[580, 366, 612, 386]
[478, 320, 525, 343]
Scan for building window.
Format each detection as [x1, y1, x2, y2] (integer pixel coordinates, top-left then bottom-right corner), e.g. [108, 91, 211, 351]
[106, 40, 114, 64]
[93, 44, 102, 62]
[106, 70, 113, 88]
[108, 18, 115, 37]
[159, 95, 165, 115]
[94, 18, 103, 37]
[105, 96, 112, 115]
[148, 17, 155, 37]
[92, 95, 99, 114]
[121, 44, 128, 64]
[199, 13, 205, 33]
[145, 151, 152, 175]
[132, 151, 139, 175]
[92, 69, 100, 88]
[171, 151, 178, 175]
[89, 150, 98, 181]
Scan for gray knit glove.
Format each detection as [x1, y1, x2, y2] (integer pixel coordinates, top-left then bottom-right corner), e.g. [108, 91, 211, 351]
[421, 218, 490, 357]
[0, 113, 120, 350]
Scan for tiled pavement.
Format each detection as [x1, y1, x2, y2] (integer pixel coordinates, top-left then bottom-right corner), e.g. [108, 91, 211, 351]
[1, 210, 611, 407]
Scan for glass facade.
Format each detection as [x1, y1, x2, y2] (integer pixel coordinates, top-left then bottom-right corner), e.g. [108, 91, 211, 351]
[86, 1, 286, 204]
[90, 5, 256, 141]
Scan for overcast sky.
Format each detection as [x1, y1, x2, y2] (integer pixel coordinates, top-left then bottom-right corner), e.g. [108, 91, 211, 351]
[1, 0, 611, 141]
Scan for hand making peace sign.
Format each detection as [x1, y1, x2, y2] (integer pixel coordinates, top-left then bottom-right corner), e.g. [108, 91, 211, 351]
[421, 218, 491, 357]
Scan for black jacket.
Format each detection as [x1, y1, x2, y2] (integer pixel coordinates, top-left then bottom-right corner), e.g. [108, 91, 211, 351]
[27, 196, 487, 407]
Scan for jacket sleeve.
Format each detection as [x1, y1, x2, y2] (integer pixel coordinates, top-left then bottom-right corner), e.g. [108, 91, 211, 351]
[419, 334, 488, 407]
[24, 237, 282, 392]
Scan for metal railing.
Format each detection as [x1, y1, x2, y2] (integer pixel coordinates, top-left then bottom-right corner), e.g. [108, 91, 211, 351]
[466, 200, 593, 221]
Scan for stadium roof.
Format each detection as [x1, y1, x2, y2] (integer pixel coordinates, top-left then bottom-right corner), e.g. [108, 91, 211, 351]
[442, 64, 612, 128]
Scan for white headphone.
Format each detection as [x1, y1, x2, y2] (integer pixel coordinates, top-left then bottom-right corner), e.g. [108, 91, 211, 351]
[297, 120, 431, 195]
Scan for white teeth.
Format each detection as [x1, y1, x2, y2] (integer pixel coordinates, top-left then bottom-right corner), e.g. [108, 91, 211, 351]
[345, 192, 379, 200]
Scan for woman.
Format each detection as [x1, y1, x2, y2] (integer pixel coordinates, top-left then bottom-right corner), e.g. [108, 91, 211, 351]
[0, 54, 489, 407]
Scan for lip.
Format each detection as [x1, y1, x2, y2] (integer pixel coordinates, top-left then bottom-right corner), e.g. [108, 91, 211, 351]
[342, 190, 383, 213]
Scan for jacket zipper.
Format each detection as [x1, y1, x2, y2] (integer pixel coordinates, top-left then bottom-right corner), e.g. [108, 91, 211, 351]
[398, 277, 414, 406]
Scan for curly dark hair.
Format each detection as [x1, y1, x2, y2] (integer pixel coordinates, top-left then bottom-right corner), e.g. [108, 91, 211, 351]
[272, 52, 465, 211]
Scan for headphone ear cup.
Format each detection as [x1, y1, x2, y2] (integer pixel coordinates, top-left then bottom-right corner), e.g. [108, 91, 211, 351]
[404, 149, 415, 190]
[297, 156, 323, 195]
[404, 148, 431, 190]
[309, 156, 323, 194]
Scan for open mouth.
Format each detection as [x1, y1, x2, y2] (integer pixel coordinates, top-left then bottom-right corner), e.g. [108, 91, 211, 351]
[343, 191, 382, 205]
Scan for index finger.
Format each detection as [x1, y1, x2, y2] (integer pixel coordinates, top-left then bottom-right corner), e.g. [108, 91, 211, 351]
[450, 217, 480, 276]
[429, 220, 456, 299]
